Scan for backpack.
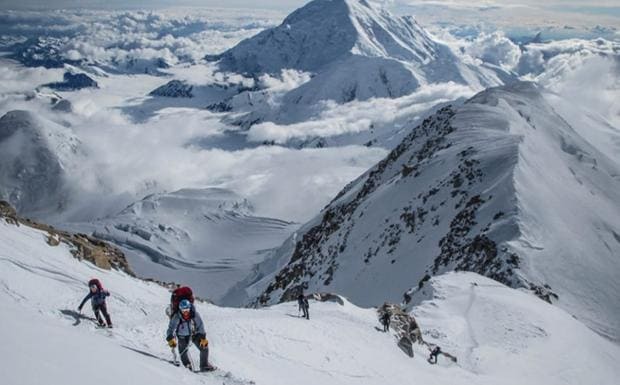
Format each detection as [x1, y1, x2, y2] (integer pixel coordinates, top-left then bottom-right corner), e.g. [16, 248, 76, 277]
[170, 286, 194, 313]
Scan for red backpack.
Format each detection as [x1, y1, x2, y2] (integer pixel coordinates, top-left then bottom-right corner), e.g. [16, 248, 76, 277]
[170, 286, 194, 313]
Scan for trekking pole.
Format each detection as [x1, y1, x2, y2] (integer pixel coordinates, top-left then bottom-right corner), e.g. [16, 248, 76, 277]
[178, 341, 192, 361]
[178, 333, 196, 371]
[171, 346, 179, 366]
[177, 343, 194, 371]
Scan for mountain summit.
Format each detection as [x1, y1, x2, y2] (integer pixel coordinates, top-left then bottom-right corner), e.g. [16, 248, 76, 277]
[212, 0, 451, 75]
[208, 0, 502, 104]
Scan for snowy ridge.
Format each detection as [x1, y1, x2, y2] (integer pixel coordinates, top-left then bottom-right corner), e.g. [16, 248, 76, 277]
[1, 216, 619, 385]
[235, 82, 620, 342]
[63, 188, 298, 304]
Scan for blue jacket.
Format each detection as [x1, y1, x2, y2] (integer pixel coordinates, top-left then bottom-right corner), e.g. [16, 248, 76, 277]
[166, 307, 206, 340]
[79, 289, 110, 309]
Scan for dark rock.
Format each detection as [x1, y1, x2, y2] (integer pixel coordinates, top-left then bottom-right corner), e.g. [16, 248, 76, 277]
[45, 72, 99, 91]
[149, 80, 193, 98]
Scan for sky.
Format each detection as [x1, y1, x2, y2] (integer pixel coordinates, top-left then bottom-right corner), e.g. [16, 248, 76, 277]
[1, 0, 618, 31]
[0, 0, 618, 12]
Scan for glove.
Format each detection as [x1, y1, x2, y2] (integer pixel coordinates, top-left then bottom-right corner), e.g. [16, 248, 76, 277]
[167, 338, 177, 348]
[199, 338, 208, 348]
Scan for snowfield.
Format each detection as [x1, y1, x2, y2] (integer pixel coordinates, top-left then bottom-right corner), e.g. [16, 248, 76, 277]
[1, 217, 619, 385]
[63, 188, 298, 304]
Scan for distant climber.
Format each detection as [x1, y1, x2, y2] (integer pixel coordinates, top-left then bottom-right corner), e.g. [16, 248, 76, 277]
[298, 293, 310, 320]
[167, 285, 194, 318]
[428, 345, 441, 364]
[166, 299, 215, 372]
[380, 312, 390, 332]
[427, 345, 457, 364]
[78, 278, 112, 328]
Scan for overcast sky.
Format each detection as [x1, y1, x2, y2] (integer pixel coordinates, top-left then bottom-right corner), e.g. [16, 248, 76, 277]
[1, 0, 619, 11]
[0, 0, 618, 29]
[0, 0, 300, 11]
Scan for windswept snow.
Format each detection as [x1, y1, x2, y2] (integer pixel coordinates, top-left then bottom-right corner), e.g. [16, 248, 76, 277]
[1, 218, 619, 385]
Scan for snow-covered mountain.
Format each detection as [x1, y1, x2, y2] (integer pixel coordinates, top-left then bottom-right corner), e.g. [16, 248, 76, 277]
[62, 188, 298, 304]
[232, 81, 620, 342]
[0, 110, 84, 216]
[9, 37, 83, 69]
[210, 0, 500, 100]
[1, 211, 618, 385]
[202, 0, 504, 128]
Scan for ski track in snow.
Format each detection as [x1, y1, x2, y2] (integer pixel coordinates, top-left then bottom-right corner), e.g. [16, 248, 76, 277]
[464, 283, 481, 374]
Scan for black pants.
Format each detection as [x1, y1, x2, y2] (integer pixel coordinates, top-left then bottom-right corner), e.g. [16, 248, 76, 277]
[301, 305, 309, 319]
[178, 335, 209, 370]
[383, 322, 390, 332]
[93, 303, 112, 326]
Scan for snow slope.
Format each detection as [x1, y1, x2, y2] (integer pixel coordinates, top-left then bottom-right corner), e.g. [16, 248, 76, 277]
[235, 81, 620, 342]
[1, 217, 618, 385]
[62, 188, 298, 304]
[410, 272, 620, 382]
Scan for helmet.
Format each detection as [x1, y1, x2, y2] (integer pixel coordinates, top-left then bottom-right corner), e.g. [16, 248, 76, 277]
[179, 299, 192, 312]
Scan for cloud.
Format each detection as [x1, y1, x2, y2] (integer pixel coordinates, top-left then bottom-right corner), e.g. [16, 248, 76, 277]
[517, 38, 619, 77]
[436, 25, 619, 81]
[540, 54, 620, 122]
[0, 9, 278, 71]
[0, 56, 385, 223]
[246, 82, 475, 143]
[68, 108, 387, 222]
[465, 32, 522, 70]
[390, 1, 619, 40]
[259, 69, 312, 93]
[0, 60, 64, 95]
